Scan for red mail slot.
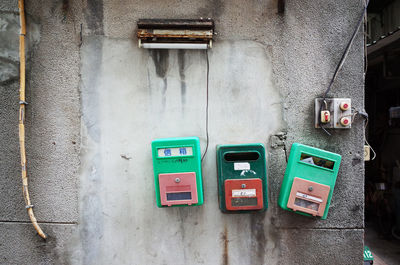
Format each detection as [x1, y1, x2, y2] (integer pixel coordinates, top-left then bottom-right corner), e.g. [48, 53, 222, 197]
[159, 172, 198, 206]
[224, 178, 263, 211]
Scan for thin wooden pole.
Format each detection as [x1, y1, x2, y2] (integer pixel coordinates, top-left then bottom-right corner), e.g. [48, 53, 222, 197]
[18, 0, 47, 239]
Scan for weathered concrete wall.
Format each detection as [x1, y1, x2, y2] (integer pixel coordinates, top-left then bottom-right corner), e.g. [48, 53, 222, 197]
[0, 0, 365, 264]
[77, 38, 282, 265]
[0, 0, 82, 264]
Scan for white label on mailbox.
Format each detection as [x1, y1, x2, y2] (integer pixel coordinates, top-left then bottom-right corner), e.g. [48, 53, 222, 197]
[234, 162, 250, 171]
[296, 192, 323, 203]
[158, 147, 193, 157]
[232, 189, 256, 197]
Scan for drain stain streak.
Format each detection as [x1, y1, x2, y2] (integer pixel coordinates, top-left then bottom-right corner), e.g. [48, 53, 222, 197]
[177, 50, 186, 108]
[149, 50, 169, 109]
[250, 212, 267, 264]
[221, 226, 229, 265]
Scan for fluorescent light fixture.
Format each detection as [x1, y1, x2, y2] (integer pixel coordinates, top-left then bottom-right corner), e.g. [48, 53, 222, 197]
[140, 42, 209, 50]
[137, 19, 214, 50]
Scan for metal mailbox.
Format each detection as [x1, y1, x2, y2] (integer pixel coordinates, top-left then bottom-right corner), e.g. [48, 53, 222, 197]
[278, 143, 341, 219]
[216, 143, 268, 212]
[151, 137, 204, 207]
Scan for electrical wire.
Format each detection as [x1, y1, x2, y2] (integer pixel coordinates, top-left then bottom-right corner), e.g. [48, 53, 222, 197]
[350, 108, 376, 160]
[319, 0, 370, 135]
[365, 138, 376, 160]
[360, 113, 376, 160]
[323, 0, 370, 100]
[363, 0, 369, 75]
[201, 49, 209, 162]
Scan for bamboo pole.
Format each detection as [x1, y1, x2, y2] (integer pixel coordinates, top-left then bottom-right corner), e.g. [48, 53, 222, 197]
[18, 0, 47, 239]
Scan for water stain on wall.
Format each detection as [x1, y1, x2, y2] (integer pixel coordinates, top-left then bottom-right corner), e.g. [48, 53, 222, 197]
[197, 0, 225, 18]
[179, 208, 189, 263]
[77, 39, 283, 264]
[250, 212, 267, 264]
[84, 0, 104, 35]
[177, 50, 186, 108]
[149, 49, 169, 108]
[49, 0, 70, 22]
[79, 37, 104, 265]
[221, 225, 229, 265]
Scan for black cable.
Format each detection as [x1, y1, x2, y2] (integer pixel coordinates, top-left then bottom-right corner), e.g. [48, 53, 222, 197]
[319, 0, 369, 135]
[323, 0, 370, 99]
[201, 49, 209, 162]
[363, 0, 368, 75]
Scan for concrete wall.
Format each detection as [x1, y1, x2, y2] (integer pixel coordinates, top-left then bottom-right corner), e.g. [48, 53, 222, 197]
[0, 1, 81, 264]
[0, 0, 365, 264]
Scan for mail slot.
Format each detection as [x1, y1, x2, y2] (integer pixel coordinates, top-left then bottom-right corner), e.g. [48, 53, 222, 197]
[151, 137, 204, 207]
[278, 143, 341, 219]
[216, 143, 268, 212]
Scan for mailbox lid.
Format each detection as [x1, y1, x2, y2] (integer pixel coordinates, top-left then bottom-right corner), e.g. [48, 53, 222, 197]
[151, 137, 203, 207]
[216, 143, 268, 212]
[216, 143, 267, 179]
[289, 143, 341, 181]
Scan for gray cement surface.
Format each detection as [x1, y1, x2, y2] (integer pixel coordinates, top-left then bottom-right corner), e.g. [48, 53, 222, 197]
[1, 1, 81, 263]
[365, 226, 400, 265]
[0, 0, 18, 13]
[0, 0, 366, 264]
[0, 223, 77, 265]
[77, 37, 282, 264]
[279, 228, 364, 265]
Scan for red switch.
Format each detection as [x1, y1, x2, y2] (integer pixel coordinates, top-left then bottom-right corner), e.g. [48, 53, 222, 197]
[321, 111, 331, 123]
[340, 117, 350, 126]
[340, 102, 350, 111]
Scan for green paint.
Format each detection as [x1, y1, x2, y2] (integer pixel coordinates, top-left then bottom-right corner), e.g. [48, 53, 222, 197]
[216, 143, 268, 212]
[151, 137, 203, 207]
[363, 246, 374, 261]
[278, 143, 341, 219]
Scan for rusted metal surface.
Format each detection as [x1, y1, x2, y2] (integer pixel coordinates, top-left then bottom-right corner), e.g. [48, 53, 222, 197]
[137, 19, 214, 46]
[137, 29, 213, 39]
[137, 19, 214, 29]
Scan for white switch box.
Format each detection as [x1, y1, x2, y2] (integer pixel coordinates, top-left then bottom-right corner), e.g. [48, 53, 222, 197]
[364, 145, 370, 161]
[315, 98, 352, 129]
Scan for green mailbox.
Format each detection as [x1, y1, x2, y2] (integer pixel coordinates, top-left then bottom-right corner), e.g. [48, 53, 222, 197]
[278, 143, 341, 219]
[216, 143, 268, 212]
[151, 137, 204, 207]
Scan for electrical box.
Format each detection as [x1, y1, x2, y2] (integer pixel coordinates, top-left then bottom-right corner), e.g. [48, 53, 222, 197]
[364, 145, 370, 161]
[151, 137, 204, 207]
[278, 143, 341, 219]
[315, 98, 352, 129]
[216, 144, 268, 212]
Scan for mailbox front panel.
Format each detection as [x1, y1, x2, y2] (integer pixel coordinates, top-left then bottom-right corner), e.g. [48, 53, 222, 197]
[287, 178, 330, 217]
[224, 178, 263, 211]
[159, 172, 198, 206]
[278, 143, 341, 219]
[216, 143, 268, 213]
[152, 137, 203, 207]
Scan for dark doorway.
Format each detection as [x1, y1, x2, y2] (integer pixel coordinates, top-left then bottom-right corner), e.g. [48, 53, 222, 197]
[364, 1, 400, 264]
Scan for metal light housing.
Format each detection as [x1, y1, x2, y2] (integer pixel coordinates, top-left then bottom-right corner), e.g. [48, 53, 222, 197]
[137, 19, 214, 49]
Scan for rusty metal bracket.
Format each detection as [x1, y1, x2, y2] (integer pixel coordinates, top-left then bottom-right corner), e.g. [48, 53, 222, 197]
[137, 19, 214, 49]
